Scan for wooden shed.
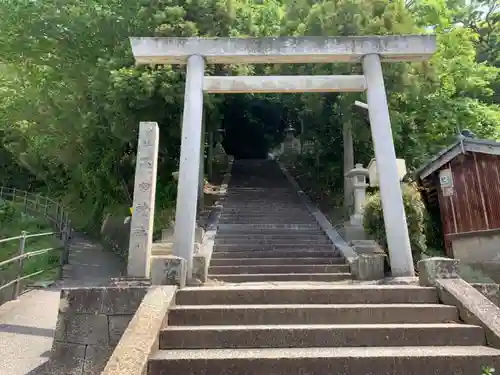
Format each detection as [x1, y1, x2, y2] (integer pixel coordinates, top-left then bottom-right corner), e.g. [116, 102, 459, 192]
[416, 137, 500, 261]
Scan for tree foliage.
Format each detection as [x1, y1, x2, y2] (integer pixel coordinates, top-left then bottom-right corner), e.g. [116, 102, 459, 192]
[0, 0, 498, 232]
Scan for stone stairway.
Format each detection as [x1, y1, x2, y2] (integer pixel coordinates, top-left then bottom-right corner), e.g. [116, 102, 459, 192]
[209, 159, 350, 283]
[147, 159, 500, 374]
[150, 285, 500, 374]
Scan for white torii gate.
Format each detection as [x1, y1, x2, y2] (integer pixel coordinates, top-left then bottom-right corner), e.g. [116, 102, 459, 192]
[129, 35, 436, 278]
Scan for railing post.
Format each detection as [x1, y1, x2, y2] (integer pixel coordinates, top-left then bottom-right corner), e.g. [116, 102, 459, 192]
[12, 188, 16, 203]
[63, 220, 71, 265]
[13, 231, 27, 300]
[0, 186, 3, 199]
[23, 191, 28, 212]
[58, 209, 64, 238]
[34, 194, 39, 211]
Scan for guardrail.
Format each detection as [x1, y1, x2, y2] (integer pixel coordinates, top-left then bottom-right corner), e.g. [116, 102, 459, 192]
[0, 231, 65, 301]
[0, 187, 73, 303]
[0, 186, 71, 235]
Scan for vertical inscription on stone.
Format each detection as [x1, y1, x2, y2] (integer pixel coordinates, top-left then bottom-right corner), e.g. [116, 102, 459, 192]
[128, 122, 159, 278]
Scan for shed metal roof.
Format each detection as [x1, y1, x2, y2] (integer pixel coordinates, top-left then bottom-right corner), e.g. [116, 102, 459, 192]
[416, 137, 500, 180]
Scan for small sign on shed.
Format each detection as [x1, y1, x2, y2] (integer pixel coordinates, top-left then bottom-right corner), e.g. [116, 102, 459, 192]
[439, 168, 454, 196]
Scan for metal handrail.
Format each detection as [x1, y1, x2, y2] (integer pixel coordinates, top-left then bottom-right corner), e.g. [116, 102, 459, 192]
[0, 187, 74, 303]
[0, 186, 71, 234]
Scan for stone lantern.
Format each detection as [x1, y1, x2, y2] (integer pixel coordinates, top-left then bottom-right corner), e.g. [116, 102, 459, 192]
[345, 163, 369, 226]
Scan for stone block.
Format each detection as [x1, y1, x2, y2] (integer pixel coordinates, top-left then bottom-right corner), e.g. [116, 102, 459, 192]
[193, 253, 209, 283]
[59, 287, 104, 314]
[83, 345, 115, 375]
[50, 341, 86, 375]
[54, 313, 109, 346]
[152, 242, 174, 256]
[343, 223, 367, 241]
[161, 228, 174, 241]
[151, 255, 187, 287]
[101, 287, 148, 315]
[108, 315, 134, 345]
[353, 254, 386, 281]
[109, 277, 151, 288]
[437, 278, 500, 349]
[162, 226, 204, 243]
[418, 257, 460, 287]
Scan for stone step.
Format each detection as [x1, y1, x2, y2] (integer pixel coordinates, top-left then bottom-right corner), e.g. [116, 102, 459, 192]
[219, 214, 313, 219]
[216, 228, 324, 235]
[208, 273, 352, 283]
[160, 323, 485, 349]
[217, 224, 319, 230]
[222, 205, 306, 209]
[210, 257, 344, 266]
[214, 238, 331, 245]
[148, 346, 500, 375]
[222, 208, 308, 213]
[211, 250, 336, 259]
[214, 234, 328, 240]
[213, 244, 335, 251]
[218, 219, 316, 224]
[208, 264, 349, 275]
[168, 304, 458, 326]
[175, 285, 439, 305]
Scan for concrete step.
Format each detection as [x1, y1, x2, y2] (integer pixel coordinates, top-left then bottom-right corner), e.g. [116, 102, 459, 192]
[168, 304, 458, 325]
[222, 208, 309, 213]
[175, 285, 439, 305]
[208, 273, 352, 283]
[210, 257, 345, 266]
[216, 228, 324, 235]
[214, 244, 334, 251]
[218, 220, 316, 224]
[215, 233, 327, 238]
[208, 264, 350, 275]
[160, 323, 485, 349]
[219, 215, 313, 220]
[214, 238, 331, 245]
[211, 250, 337, 258]
[148, 346, 500, 375]
[217, 224, 319, 230]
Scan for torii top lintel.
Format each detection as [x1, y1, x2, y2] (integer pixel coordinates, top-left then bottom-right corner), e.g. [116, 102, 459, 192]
[129, 35, 437, 65]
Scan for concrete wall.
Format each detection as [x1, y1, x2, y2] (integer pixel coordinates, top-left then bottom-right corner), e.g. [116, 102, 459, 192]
[451, 231, 500, 263]
[50, 285, 149, 374]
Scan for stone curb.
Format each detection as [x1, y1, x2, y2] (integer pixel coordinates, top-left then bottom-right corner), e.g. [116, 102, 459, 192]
[418, 257, 500, 349]
[101, 286, 177, 375]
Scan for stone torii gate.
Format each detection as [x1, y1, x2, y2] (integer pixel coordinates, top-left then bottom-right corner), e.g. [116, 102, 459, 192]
[129, 35, 436, 278]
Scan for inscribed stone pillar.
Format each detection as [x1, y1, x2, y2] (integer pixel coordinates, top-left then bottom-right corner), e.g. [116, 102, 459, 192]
[362, 53, 414, 277]
[173, 54, 205, 279]
[127, 122, 159, 278]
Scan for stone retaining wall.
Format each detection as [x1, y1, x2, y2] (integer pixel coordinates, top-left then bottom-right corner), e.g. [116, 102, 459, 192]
[50, 285, 149, 374]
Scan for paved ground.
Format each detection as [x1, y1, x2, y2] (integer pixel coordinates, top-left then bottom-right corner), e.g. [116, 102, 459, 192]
[0, 234, 124, 375]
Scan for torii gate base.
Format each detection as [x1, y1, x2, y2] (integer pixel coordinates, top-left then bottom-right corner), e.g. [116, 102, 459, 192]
[130, 35, 436, 279]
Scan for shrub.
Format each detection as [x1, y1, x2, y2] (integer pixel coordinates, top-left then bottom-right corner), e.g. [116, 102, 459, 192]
[363, 183, 427, 262]
[0, 199, 16, 224]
